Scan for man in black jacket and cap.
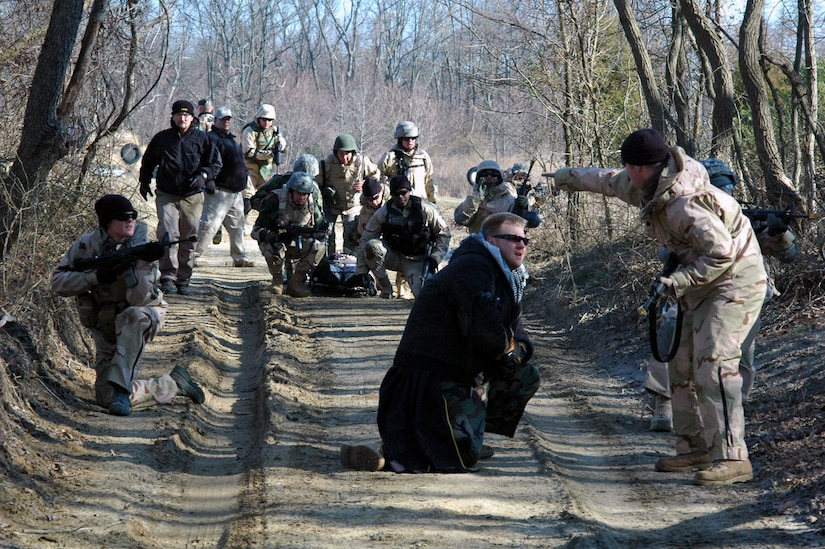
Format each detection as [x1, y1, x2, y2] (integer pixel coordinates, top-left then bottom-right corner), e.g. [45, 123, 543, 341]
[139, 99, 222, 295]
[341, 212, 540, 472]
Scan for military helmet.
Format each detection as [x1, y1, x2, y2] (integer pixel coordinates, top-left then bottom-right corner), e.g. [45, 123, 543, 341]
[510, 161, 530, 176]
[286, 172, 315, 194]
[255, 104, 276, 120]
[475, 159, 505, 182]
[292, 154, 320, 178]
[394, 121, 419, 139]
[333, 133, 359, 153]
[701, 158, 738, 193]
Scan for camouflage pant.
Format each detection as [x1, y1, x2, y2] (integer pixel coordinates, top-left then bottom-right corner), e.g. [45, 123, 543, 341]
[258, 239, 325, 282]
[361, 239, 427, 296]
[441, 361, 540, 466]
[91, 304, 166, 406]
[669, 287, 764, 461]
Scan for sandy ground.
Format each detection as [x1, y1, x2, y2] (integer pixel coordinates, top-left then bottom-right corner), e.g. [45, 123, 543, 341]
[1, 206, 822, 548]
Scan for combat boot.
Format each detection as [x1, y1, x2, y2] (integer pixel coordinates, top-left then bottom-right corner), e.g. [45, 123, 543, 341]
[340, 445, 385, 471]
[377, 276, 392, 299]
[694, 459, 753, 486]
[286, 270, 312, 298]
[271, 279, 284, 295]
[655, 450, 712, 472]
[650, 395, 673, 432]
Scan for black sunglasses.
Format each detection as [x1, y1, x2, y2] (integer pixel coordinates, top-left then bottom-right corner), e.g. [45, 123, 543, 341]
[493, 234, 529, 245]
[391, 189, 409, 197]
[113, 211, 138, 221]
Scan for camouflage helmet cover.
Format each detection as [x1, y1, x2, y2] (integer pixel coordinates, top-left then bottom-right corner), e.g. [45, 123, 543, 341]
[333, 133, 359, 153]
[510, 161, 530, 175]
[255, 104, 276, 120]
[701, 158, 738, 190]
[394, 121, 419, 139]
[475, 159, 506, 181]
[286, 171, 315, 194]
[292, 154, 320, 178]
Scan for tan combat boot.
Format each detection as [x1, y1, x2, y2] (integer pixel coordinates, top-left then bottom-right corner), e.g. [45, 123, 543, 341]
[694, 459, 753, 486]
[654, 450, 712, 472]
[286, 270, 311, 298]
[271, 278, 284, 295]
[650, 395, 673, 432]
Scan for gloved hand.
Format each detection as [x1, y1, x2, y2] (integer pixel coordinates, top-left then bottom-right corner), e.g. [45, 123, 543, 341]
[96, 264, 121, 285]
[766, 213, 788, 237]
[514, 195, 529, 210]
[322, 186, 337, 200]
[139, 181, 153, 201]
[268, 230, 284, 245]
[255, 149, 273, 161]
[655, 276, 674, 289]
[134, 242, 165, 262]
[475, 182, 487, 198]
[190, 173, 206, 192]
[204, 180, 216, 195]
[425, 256, 438, 274]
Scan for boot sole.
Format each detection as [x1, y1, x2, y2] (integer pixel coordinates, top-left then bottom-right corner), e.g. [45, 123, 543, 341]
[694, 472, 753, 486]
[340, 445, 384, 471]
[655, 460, 713, 472]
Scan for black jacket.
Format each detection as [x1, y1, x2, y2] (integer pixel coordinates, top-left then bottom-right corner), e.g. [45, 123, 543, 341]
[209, 127, 248, 193]
[139, 121, 222, 197]
[377, 236, 533, 472]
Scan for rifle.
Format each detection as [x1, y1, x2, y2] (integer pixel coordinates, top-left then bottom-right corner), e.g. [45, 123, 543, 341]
[420, 241, 436, 287]
[62, 236, 197, 273]
[639, 251, 682, 363]
[278, 224, 328, 251]
[740, 203, 814, 225]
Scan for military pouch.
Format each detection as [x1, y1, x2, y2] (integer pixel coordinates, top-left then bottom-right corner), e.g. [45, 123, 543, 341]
[76, 292, 98, 330]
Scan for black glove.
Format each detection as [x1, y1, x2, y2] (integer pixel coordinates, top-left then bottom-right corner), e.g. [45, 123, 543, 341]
[96, 264, 121, 285]
[425, 256, 438, 273]
[766, 213, 788, 237]
[190, 173, 206, 192]
[204, 180, 216, 195]
[267, 230, 283, 244]
[134, 242, 165, 262]
[139, 181, 153, 200]
[514, 195, 529, 210]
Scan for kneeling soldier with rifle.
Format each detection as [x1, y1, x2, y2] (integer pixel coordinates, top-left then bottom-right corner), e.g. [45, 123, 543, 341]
[252, 172, 328, 297]
[51, 194, 205, 417]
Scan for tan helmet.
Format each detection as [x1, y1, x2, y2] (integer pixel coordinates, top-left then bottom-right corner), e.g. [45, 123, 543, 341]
[255, 104, 276, 120]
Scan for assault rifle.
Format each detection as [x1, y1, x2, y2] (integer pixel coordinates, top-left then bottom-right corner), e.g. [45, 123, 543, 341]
[740, 203, 814, 225]
[638, 251, 679, 318]
[62, 236, 197, 273]
[421, 241, 436, 287]
[278, 224, 328, 251]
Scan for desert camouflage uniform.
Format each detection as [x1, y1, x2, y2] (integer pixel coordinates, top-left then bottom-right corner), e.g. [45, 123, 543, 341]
[356, 196, 451, 297]
[251, 186, 326, 283]
[319, 152, 380, 253]
[378, 145, 434, 202]
[50, 222, 177, 408]
[454, 181, 518, 234]
[242, 121, 286, 196]
[554, 147, 767, 462]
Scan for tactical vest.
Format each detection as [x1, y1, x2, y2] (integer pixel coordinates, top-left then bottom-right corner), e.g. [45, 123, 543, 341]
[381, 196, 430, 256]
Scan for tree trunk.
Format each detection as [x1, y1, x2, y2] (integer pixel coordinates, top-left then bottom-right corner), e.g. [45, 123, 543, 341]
[739, 0, 802, 207]
[0, 0, 85, 261]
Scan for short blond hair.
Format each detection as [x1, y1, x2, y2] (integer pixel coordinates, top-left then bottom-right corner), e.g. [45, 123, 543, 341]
[481, 212, 526, 238]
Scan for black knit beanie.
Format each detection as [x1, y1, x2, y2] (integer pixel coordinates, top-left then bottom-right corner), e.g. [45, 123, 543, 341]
[620, 129, 669, 166]
[95, 194, 135, 228]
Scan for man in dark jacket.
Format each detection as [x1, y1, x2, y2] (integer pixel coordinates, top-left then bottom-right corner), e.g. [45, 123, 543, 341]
[192, 106, 254, 268]
[341, 212, 540, 472]
[138, 99, 222, 295]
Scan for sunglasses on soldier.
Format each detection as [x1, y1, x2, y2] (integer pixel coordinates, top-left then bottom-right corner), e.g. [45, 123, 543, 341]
[113, 211, 138, 221]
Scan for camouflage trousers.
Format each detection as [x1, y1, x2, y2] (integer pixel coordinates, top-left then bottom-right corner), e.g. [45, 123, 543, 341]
[645, 301, 764, 401]
[90, 304, 166, 407]
[258, 239, 325, 283]
[669, 287, 764, 461]
[441, 362, 540, 466]
[361, 239, 427, 296]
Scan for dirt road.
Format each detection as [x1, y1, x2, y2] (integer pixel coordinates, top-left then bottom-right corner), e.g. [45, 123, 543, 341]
[4, 228, 818, 548]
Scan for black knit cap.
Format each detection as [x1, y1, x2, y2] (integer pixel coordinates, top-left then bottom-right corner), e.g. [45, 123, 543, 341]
[620, 128, 669, 166]
[95, 194, 135, 228]
[389, 174, 412, 193]
[363, 177, 382, 197]
[171, 99, 195, 115]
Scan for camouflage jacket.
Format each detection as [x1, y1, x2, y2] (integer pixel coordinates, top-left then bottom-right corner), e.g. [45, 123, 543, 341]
[554, 146, 767, 310]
